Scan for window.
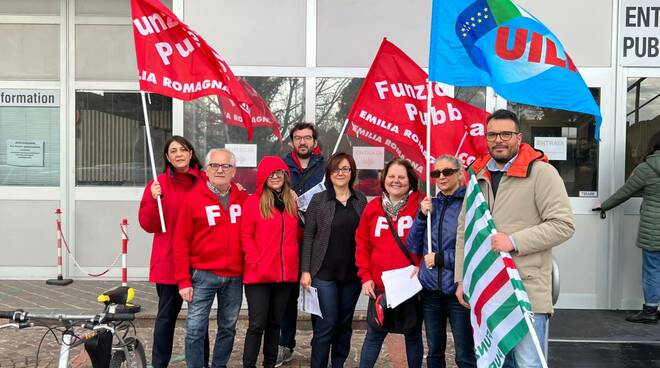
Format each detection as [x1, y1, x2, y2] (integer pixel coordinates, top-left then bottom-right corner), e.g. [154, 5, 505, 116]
[184, 77, 304, 192]
[455, 87, 486, 110]
[75, 91, 172, 186]
[508, 88, 600, 197]
[0, 90, 60, 186]
[626, 77, 660, 177]
[316, 77, 385, 196]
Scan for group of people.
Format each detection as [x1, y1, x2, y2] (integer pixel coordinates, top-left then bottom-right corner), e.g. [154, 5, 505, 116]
[138, 110, 580, 368]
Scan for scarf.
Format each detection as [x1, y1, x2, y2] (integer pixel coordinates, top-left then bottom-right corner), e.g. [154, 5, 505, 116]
[381, 191, 411, 219]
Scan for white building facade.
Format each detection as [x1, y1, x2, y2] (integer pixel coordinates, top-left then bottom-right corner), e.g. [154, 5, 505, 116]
[0, 0, 658, 310]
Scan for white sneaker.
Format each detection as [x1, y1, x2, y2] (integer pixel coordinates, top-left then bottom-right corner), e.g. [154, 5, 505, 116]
[275, 346, 293, 367]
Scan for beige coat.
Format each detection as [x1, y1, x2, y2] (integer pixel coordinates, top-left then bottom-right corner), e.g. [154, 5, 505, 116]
[455, 144, 575, 314]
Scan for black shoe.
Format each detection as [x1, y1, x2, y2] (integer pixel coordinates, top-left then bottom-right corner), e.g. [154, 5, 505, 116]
[626, 304, 658, 324]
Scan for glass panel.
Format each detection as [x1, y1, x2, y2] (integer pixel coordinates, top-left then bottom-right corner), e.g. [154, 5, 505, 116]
[75, 25, 136, 81]
[0, 24, 59, 80]
[626, 77, 660, 178]
[0, 0, 60, 15]
[508, 88, 600, 197]
[184, 77, 304, 193]
[454, 87, 486, 110]
[0, 91, 60, 186]
[75, 0, 172, 17]
[315, 77, 385, 196]
[75, 91, 172, 186]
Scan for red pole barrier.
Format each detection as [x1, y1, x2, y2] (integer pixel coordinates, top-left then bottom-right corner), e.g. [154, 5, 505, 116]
[121, 219, 128, 287]
[47, 209, 73, 286]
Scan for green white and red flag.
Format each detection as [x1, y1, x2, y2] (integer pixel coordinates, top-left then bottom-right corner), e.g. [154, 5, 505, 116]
[463, 168, 532, 367]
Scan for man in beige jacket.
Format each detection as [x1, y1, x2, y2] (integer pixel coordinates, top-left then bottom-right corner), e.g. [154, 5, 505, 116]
[455, 109, 575, 368]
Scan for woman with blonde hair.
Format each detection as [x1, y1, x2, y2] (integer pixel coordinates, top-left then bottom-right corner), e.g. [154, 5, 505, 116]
[241, 156, 300, 368]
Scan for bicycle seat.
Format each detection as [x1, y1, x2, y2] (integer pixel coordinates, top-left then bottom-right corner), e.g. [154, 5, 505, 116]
[97, 286, 134, 305]
[107, 303, 142, 314]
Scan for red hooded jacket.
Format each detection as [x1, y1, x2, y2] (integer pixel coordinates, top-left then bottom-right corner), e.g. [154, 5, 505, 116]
[138, 166, 205, 284]
[241, 156, 300, 284]
[355, 191, 423, 289]
[172, 181, 248, 289]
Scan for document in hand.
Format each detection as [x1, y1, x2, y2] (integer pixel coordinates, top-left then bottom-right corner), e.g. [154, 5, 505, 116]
[298, 286, 323, 318]
[381, 265, 422, 308]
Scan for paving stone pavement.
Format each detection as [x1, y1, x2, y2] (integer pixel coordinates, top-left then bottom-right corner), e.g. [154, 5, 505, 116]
[0, 280, 458, 367]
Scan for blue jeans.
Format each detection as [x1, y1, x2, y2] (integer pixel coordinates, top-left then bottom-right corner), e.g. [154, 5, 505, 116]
[185, 270, 243, 368]
[642, 249, 660, 307]
[502, 313, 549, 368]
[310, 278, 362, 368]
[359, 318, 423, 368]
[420, 290, 476, 368]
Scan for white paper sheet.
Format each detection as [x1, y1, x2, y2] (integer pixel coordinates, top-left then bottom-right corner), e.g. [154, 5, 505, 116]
[381, 265, 422, 308]
[297, 286, 323, 318]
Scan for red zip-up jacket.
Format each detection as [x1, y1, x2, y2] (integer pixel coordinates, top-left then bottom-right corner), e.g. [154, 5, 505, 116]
[355, 191, 423, 289]
[172, 181, 248, 289]
[138, 166, 205, 285]
[241, 156, 300, 284]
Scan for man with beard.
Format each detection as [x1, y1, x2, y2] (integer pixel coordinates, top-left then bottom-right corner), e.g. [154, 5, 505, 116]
[277, 122, 326, 366]
[454, 110, 574, 368]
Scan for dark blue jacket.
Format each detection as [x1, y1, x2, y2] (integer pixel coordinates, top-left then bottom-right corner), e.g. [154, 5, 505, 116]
[283, 152, 325, 196]
[406, 186, 465, 294]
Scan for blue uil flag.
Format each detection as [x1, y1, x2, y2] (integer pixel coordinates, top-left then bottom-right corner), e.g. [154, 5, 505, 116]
[429, 0, 602, 139]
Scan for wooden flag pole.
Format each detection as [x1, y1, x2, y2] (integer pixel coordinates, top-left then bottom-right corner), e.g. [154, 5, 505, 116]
[140, 91, 166, 233]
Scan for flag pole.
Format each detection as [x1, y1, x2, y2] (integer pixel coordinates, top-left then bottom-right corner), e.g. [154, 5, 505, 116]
[332, 118, 350, 155]
[140, 91, 167, 233]
[425, 81, 433, 254]
[501, 248, 549, 368]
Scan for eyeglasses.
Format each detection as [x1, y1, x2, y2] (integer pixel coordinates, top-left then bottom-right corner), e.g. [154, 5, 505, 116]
[485, 131, 519, 142]
[207, 163, 234, 172]
[430, 168, 459, 178]
[292, 135, 314, 142]
[332, 167, 352, 175]
[268, 170, 287, 179]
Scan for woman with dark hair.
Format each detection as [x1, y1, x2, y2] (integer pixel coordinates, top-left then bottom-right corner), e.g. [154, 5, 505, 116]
[355, 158, 424, 368]
[241, 156, 300, 368]
[595, 131, 660, 324]
[299, 152, 368, 367]
[138, 135, 209, 368]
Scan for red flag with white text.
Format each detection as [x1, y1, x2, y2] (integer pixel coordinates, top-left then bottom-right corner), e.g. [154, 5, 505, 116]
[219, 79, 283, 145]
[347, 38, 488, 175]
[130, 0, 254, 139]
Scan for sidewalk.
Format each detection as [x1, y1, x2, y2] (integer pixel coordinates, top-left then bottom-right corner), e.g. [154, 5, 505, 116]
[0, 280, 458, 367]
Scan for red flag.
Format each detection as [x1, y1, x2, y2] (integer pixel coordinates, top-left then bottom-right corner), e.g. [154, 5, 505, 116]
[347, 38, 489, 176]
[219, 79, 283, 145]
[130, 0, 254, 139]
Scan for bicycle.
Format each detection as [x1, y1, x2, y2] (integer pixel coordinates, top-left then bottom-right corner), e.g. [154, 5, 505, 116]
[0, 286, 147, 368]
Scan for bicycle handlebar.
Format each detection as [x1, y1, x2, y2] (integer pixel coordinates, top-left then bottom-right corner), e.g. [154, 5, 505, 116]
[0, 310, 134, 323]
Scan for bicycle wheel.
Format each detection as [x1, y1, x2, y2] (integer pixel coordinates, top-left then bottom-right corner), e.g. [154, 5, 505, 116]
[109, 337, 147, 368]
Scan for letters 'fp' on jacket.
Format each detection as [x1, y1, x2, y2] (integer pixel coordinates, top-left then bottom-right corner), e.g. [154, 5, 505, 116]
[407, 186, 465, 294]
[455, 143, 575, 314]
[138, 166, 205, 285]
[241, 156, 300, 284]
[172, 181, 248, 289]
[601, 150, 660, 251]
[355, 191, 423, 289]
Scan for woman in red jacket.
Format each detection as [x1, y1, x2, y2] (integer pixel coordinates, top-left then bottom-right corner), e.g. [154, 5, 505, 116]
[138, 135, 208, 368]
[355, 158, 424, 368]
[241, 156, 300, 368]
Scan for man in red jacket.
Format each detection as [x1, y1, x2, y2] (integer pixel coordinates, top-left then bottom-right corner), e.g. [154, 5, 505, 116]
[173, 148, 248, 368]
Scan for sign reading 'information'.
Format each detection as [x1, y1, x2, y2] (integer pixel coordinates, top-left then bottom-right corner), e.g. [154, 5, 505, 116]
[0, 89, 59, 107]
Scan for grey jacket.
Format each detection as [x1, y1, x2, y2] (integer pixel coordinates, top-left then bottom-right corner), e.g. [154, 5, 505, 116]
[602, 150, 660, 251]
[300, 185, 367, 278]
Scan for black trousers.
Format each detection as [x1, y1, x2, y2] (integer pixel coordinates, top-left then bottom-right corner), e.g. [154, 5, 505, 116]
[243, 283, 296, 368]
[152, 283, 210, 368]
[279, 283, 300, 349]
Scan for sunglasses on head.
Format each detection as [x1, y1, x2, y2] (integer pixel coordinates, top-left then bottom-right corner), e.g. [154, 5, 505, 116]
[430, 168, 459, 178]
